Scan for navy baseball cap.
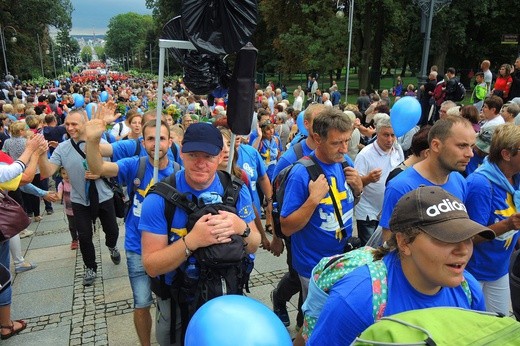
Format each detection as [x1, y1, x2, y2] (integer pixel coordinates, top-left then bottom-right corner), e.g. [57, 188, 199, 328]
[181, 123, 223, 156]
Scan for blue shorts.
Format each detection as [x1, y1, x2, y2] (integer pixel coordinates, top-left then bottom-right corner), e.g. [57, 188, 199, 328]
[126, 251, 153, 309]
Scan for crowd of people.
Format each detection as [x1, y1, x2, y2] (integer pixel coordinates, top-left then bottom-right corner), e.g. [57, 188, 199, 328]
[0, 58, 519, 344]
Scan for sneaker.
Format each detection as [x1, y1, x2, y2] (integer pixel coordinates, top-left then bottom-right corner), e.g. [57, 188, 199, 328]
[109, 247, 121, 265]
[33, 216, 43, 222]
[46, 209, 54, 215]
[19, 229, 34, 239]
[83, 268, 97, 286]
[70, 240, 79, 250]
[15, 262, 37, 273]
[271, 289, 290, 327]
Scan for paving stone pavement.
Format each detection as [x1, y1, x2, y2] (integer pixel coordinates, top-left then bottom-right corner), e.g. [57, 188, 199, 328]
[4, 203, 299, 345]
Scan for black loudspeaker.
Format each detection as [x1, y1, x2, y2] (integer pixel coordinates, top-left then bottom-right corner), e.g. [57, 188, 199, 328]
[226, 43, 257, 135]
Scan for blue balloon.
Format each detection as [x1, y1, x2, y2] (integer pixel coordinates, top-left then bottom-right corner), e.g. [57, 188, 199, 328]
[100, 91, 109, 102]
[85, 103, 97, 120]
[390, 96, 421, 137]
[296, 111, 308, 136]
[185, 295, 292, 346]
[74, 94, 85, 108]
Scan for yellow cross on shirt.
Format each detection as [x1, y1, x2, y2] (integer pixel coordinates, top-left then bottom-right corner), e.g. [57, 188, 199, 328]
[320, 176, 348, 239]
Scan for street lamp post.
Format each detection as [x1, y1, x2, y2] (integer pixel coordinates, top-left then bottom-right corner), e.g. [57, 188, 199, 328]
[0, 25, 18, 75]
[337, 0, 354, 101]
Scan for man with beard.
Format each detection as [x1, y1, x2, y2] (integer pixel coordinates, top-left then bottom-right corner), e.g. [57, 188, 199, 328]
[380, 116, 476, 242]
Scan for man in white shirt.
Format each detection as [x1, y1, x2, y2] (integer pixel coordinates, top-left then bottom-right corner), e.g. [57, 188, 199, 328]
[354, 115, 404, 244]
[481, 60, 493, 94]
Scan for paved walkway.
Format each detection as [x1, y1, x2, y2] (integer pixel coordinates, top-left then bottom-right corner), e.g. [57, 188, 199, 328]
[5, 203, 297, 345]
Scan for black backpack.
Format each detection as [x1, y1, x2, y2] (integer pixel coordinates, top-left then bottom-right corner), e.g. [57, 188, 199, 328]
[271, 155, 356, 248]
[454, 81, 467, 101]
[146, 170, 253, 342]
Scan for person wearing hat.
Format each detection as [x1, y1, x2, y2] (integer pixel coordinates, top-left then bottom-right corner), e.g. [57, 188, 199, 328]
[139, 122, 260, 345]
[465, 125, 497, 176]
[308, 186, 494, 346]
[465, 123, 520, 316]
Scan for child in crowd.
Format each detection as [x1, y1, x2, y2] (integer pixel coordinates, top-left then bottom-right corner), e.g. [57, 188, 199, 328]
[471, 72, 487, 111]
[56, 167, 78, 250]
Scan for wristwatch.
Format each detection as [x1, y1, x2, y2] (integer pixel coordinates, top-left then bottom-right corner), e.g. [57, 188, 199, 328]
[182, 236, 193, 257]
[241, 226, 251, 238]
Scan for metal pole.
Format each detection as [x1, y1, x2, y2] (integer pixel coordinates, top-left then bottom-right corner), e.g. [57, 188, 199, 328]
[419, 0, 435, 86]
[37, 34, 44, 77]
[150, 43, 153, 74]
[344, 0, 354, 101]
[0, 26, 7, 74]
[153, 45, 167, 182]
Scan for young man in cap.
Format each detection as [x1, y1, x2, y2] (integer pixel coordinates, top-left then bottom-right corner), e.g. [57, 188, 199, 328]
[308, 186, 494, 345]
[139, 122, 260, 345]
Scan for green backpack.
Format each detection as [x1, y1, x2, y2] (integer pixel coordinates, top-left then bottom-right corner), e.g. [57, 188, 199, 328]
[353, 307, 520, 345]
[302, 247, 388, 342]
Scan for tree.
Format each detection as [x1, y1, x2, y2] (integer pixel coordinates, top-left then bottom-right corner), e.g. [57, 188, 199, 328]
[81, 46, 93, 64]
[104, 13, 154, 61]
[94, 46, 106, 62]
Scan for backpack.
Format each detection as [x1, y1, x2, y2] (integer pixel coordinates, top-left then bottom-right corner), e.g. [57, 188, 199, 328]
[146, 170, 253, 340]
[271, 155, 351, 240]
[453, 81, 467, 101]
[302, 247, 388, 342]
[353, 307, 520, 345]
[433, 81, 446, 106]
[302, 248, 473, 343]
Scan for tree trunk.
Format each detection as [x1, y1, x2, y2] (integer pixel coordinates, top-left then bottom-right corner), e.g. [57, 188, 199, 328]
[357, 2, 373, 91]
[369, 4, 385, 90]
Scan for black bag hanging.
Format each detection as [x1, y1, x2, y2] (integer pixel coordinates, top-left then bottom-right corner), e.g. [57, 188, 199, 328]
[226, 43, 257, 135]
[181, 0, 258, 55]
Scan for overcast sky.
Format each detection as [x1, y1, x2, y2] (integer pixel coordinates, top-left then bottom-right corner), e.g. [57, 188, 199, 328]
[70, 0, 152, 35]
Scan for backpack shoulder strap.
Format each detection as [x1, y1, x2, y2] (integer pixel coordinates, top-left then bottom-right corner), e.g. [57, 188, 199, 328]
[367, 260, 388, 321]
[298, 156, 324, 182]
[217, 170, 244, 207]
[133, 138, 141, 156]
[147, 170, 196, 242]
[293, 141, 304, 160]
[460, 278, 473, 307]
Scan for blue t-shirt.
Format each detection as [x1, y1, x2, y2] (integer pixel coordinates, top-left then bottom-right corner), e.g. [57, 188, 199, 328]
[236, 144, 267, 213]
[465, 172, 520, 281]
[138, 171, 255, 284]
[272, 141, 355, 180]
[258, 137, 283, 181]
[308, 251, 485, 346]
[379, 167, 467, 229]
[465, 151, 485, 176]
[116, 157, 176, 254]
[281, 153, 355, 278]
[111, 138, 182, 166]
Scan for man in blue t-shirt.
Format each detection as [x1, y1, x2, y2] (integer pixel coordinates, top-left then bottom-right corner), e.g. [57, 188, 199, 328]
[465, 123, 520, 316]
[139, 123, 260, 345]
[86, 118, 176, 346]
[280, 107, 363, 304]
[380, 116, 476, 242]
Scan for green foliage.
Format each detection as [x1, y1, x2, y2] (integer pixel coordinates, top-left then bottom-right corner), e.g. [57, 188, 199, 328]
[104, 13, 154, 59]
[81, 46, 93, 63]
[94, 46, 106, 62]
